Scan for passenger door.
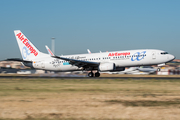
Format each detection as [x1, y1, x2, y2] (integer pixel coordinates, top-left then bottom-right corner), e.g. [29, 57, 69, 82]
[152, 51, 156, 59]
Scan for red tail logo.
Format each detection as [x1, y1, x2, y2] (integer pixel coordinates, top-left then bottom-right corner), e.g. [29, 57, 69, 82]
[16, 33, 38, 56]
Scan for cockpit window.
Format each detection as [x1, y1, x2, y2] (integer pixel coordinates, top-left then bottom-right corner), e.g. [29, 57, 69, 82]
[161, 52, 168, 55]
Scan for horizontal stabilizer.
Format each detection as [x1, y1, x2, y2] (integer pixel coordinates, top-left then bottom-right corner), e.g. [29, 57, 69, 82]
[3, 58, 32, 63]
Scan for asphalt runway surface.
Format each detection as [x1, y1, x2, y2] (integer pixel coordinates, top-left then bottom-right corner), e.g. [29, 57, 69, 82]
[0, 75, 180, 79]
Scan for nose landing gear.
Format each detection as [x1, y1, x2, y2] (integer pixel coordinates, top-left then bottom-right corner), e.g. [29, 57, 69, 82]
[157, 67, 161, 71]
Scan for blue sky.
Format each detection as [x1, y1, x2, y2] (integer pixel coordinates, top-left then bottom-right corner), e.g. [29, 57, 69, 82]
[0, 0, 180, 59]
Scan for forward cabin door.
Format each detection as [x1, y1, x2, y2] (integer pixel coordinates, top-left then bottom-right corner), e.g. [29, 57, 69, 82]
[152, 51, 156, 59]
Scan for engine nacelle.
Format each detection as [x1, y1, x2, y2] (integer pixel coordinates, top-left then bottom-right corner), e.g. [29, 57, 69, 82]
[99, 63, 115, 71]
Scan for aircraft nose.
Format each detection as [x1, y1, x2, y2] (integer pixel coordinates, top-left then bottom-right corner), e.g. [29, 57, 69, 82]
[169, 54, 175, 61]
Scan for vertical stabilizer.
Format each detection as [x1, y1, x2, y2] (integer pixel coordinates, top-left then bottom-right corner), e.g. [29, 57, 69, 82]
[14, 30, 41, 61]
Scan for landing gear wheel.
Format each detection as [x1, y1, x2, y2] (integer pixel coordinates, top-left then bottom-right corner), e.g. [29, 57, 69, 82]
[157, 68, 161, 71]
[95, 72, 100, 77]
[88, 72, 94, 77]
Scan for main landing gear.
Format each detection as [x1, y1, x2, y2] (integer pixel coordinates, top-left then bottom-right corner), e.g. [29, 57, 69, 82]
[88, 71, 100, 77]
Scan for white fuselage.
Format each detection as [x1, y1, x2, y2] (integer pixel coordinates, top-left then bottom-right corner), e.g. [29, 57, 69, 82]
[26, 49, 174, 72]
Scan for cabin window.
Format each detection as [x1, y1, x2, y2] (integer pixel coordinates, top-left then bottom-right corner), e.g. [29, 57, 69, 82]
[161, 52, 168, 55]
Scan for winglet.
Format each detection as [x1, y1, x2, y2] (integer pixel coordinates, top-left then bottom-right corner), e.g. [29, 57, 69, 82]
[45, 45, 54, 56]
[87, 49, 91, 54]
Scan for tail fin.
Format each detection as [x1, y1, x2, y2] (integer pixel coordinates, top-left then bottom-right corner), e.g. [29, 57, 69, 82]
[14, 30, 41, 61]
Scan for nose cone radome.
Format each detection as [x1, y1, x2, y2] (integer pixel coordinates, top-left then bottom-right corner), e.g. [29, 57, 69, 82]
[169, 54, 175, 61]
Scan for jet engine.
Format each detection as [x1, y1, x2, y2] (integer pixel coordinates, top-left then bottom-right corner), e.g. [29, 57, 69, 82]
[99, 63, 115, 71]
[98, 63, 125, 72]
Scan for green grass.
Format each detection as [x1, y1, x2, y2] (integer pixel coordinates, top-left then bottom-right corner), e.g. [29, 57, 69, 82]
[0, 78, 180, 95]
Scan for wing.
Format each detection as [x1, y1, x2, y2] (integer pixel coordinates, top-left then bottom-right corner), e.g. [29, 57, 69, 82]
[45, 45, 100, 69]
[52, 55, 99, 69]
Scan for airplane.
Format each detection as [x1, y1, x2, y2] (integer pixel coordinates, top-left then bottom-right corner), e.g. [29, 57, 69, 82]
[120, 66, 157, 74]
[138, 66, 157, 73]
[6, 30, 175, 77]
[101, 66, 157, 75]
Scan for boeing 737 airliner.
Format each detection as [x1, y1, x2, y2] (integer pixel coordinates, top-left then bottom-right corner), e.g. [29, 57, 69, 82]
[7, 30, 175, 77]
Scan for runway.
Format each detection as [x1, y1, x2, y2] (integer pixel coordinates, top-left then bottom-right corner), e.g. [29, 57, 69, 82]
[0, 74, 180, 79]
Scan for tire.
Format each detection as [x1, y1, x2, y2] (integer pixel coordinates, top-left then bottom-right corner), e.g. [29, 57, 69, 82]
[88, 72, 94, 77]
[95, 72, 100, 77]
[157, 68, 161, 71]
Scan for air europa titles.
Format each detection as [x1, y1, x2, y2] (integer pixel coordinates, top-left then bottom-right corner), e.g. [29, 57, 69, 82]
[16, 33, 38, 56]
[108, 52, 130, 56]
